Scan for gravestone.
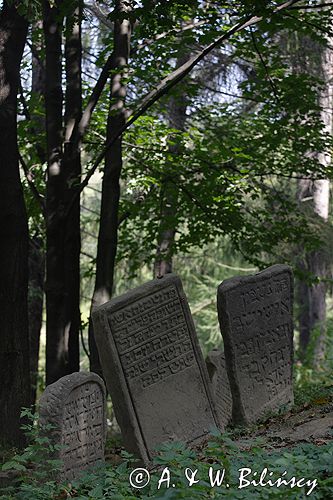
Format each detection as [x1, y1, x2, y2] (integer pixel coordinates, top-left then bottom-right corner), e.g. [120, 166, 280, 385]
[92, 273, 219, 464]
[217, 264, 294, 425]
[39, 372, 107, 481]
[206, 349, 232, 428]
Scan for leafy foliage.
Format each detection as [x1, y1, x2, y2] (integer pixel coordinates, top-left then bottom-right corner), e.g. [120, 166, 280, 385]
[1, 407, 332, 499]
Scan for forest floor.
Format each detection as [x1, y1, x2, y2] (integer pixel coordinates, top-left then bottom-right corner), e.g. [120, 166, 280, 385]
[232, 394, 333, 452]
[105, 381, 333, 465]
[0, 380, 332, 499]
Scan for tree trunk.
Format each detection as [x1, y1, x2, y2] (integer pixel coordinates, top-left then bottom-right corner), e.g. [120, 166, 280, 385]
[62, 0, 82, 377]
[88, 0, 132, 376]
[44, 0, 82, 384]
[297, 28, 333, 365]
[154, 54, 189, 278]
[28, 237, 44, 405]
[31, 19, 46, 164]
[28, 21, 46, 405]
[43, 0, 66, 385]
[0, 1, 30, 447]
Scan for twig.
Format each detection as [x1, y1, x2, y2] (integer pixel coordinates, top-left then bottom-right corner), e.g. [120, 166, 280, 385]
[117, 187, 155, 227]
[81, 204, 100, 216]
[71, 52, 115, 147]
[19, 81, 31, 120]
[250, 26, 280, 103]
[282, 11, 333, 38]
[82, 228, 98, 238]
[79, 319, 90, 360]
[81, 250, 95, 259]
[201, 84, 264, 102]
[86, 184, 102, 194]
[289, 2, 333, 10]
[19, 153, 46, 215]
[133, 20, 208, 54]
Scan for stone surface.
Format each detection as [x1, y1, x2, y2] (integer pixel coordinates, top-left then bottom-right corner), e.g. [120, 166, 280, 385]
[217, 264, 294, 425]
[92, 273, 219, 463]
[39, 372, 107, 481]
[206, 349, 232, 428]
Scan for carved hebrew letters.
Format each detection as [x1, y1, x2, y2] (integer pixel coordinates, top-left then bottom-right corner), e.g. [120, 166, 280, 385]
[39, 372, 107, 481]
[61, 383, 104, 478]
[109, 286, 195, 387]
[217, 265, 294, 425]
[92, 274, 219, 463]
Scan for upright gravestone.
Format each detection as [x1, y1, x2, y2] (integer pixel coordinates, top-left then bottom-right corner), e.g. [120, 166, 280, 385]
[39, 372, 107, 481]
[92, 273, 219, 464]
[217, 264, 294, 425]
[206, 349, 232, 428]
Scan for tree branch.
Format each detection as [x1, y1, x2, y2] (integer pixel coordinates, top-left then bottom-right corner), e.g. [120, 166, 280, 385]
[66, 0, 302, 218]
[70, 51, 115, 147]
[201, 83, 264, 102]
[83, 1, 113, 28]
[18, 80, 31, 120]
[250, 26, 280, 103]
[133, 20, 208, 54]
[283, 11, 333, 38]
[289, 2, 333, 9]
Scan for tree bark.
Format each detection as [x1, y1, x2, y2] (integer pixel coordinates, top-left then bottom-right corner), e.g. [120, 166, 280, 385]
[297, 26, 333, 365]
[44, 0, 82, 384]
[154, 54, 189, 278]
[43, 0, 66, 385]
[63, 0, 82, 377]
[88, 0, 132, 376]
[28, 237, 44, 405]
[31, 19, 46, 164]
[28, 20, 46, 405]
[0, 1, 30, 447]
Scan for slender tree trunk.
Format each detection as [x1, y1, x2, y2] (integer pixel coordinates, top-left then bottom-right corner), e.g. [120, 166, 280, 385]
[88, 0, 132, 376]
[43, 0, 66, 385]
[29, 21, 46, 405]
[0, 1, 30, 447]
[297, 27, 333, 364]
[62, 0, 82, 376]
[28, 237, 44, 405]
[44, 1, 82, 384]
[31, 19, 46, 163]
[154, 53, 189, 278]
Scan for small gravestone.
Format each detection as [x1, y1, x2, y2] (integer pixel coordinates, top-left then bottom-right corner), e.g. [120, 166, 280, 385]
[206, 349, 232, 428]
[39, 372, 107, 481]
[92, 273, 219, 464]
[217, 265, 294, 425]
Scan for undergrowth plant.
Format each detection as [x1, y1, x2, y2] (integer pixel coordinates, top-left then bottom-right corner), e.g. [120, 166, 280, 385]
[1, 409, 333, 500]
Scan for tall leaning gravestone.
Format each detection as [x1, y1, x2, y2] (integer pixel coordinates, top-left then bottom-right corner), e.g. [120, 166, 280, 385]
[39, 372, 107, 481]
[92, 273, 219, 464]
[217, 264, 294, 425]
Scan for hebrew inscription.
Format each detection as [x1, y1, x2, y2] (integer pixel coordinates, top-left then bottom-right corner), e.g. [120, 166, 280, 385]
[39, 372, 107, 481]
[217, 265, 294, 425]
[109, 286, 196, 388]
[92, 274, 219, 463]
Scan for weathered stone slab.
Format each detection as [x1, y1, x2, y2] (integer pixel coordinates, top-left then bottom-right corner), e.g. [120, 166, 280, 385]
[217, 265, 294, 425]
[92, 273, 219, 463]
[39, 372, 107, 481]
[206, 349, 232, 428]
